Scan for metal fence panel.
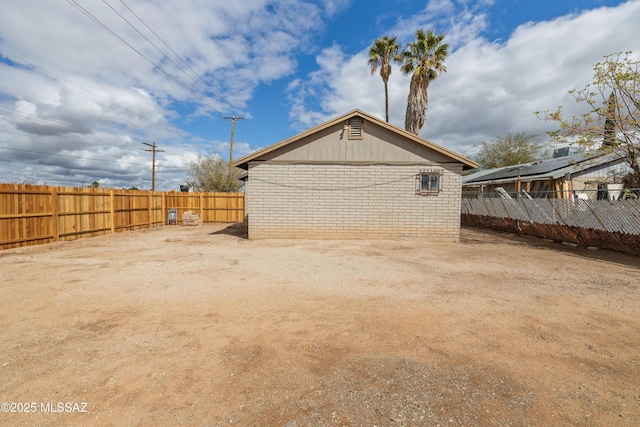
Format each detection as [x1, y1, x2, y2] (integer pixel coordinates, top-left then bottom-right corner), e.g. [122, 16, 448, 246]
[618, 200, 640, 234]
[574, 200, 607, 231]
[461, 198, 473, 215]
[501, 199, 529, 221]
[463, 196, 640, 236]
[521, 199, 554, 224]
[474, 199, 490, 216]
[588, 200, 640, 234]
[486, 199, 509, 218]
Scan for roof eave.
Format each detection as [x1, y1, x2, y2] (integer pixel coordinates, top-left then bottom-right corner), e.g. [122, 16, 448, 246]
[463, 176, 555, 186]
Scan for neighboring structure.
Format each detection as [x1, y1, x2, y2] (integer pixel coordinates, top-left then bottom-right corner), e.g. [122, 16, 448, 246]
[463, 151, 629, 200]
[234, 110, 477, 240]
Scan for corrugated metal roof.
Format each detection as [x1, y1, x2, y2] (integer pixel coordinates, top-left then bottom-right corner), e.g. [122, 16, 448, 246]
[463, 151, 625, 185]
[463, 165, 520, 183]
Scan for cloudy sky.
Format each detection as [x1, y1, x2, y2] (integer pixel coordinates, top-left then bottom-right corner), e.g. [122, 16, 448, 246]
[1, 0, 639, 190]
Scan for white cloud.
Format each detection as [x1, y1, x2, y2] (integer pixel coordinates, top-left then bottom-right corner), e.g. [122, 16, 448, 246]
[289, 0, 640, 158]
[2, 0, 639, 188]
[319, 0, 352, 17]
[0, 0, 329, 188]
[426, 0, 456, 16]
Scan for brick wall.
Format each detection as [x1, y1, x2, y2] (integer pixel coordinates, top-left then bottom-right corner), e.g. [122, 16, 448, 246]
[246, 163, 463, 241]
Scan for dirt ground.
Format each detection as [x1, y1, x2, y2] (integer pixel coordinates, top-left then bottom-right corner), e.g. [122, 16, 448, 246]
[1, 224, 639, 427]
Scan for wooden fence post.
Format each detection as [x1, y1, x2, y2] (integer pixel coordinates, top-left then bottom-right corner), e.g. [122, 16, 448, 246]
[110, 190, 115, 233]
[148, 191, 152, 228]
[161, 192, 166, 225]
[199, 193, 204, 220]
[51, 187, 59, 242]
[19, 186, 26, 240]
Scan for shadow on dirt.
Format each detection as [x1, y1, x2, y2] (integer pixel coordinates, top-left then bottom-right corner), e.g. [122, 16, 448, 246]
[462, 226, 639, 270]
[209, 223, 248, 239]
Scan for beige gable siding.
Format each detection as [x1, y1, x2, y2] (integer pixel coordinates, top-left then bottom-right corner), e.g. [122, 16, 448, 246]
[246, 163, 463, 241]
[259, 119, 454, 164]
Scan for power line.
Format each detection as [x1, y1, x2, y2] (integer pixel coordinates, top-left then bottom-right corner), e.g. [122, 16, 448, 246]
[68, 0, 268, 151]
[0, 106, 90, 136]
[0, 48, 177, 133]
[252, 175, 416, 191]
[0, 105, 159, 149]
[231, 115, 265, 148]
[0, 143, 187, 170]
[101, 0, 227, 114]
[2, 43, 251, 163]
[114, 0, 266, 148]
[117, 0, 232, 112]
[65, 0, 225, 116]
[2, 1, 266, 163]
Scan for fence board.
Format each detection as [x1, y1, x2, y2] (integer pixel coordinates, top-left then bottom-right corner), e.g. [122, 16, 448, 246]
[0, 184, 244, 250]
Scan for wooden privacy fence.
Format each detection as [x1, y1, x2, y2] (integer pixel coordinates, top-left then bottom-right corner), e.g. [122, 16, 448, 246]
[0, 184, 245, 250]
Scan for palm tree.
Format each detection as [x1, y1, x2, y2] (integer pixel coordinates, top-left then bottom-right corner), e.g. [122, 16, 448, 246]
[401, 29, 448, 135]
[368, 36, 402, 122]
[603, 92, 618, 148]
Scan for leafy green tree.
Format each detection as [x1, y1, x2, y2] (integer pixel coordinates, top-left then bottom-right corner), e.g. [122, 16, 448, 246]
[90, 181, 99, 188]
[400, 29, 448, 135]
[368, 36, 402, 122]
[473, 132, 548, 170]
[187, 155, 242, 192]
[539, 51, 640, 188]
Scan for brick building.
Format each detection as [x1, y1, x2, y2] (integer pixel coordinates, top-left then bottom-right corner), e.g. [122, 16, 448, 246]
[233, 110, 477, 241]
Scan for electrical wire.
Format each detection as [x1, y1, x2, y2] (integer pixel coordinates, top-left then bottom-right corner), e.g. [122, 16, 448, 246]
[0, 106, 167, 149]
[117, 0, 232, 111]
[68, 0, 266, 150]
[65, 0, 227, 118]
[252, 175, 416, 191]
[0, 143, 189, 170]
[102, 0, 228, 114]
[239, 120, 266, 147]
[2, 0, 269, 184]
[115, 0, 265, 148]
[0, 106, 91, 137]
[0, 48, 177, 134]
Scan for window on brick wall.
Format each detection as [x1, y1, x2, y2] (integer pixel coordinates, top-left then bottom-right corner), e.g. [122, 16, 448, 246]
[416, 170, 442, 195]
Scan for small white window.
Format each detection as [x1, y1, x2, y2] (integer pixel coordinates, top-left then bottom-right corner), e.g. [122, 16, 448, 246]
[416, 170, 442, 195]
[348, 117, 363, 139]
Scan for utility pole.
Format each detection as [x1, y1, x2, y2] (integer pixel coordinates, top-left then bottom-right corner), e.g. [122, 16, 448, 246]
[142, 142, 164, 191]
[222, 116, 244, 173]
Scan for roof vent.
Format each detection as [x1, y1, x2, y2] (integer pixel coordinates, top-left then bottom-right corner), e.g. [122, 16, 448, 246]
[348, 117, 363, 139]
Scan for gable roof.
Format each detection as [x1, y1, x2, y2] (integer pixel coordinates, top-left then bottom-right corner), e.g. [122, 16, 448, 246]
[463, 151, 627, 185]
[234, 109, 478, 170]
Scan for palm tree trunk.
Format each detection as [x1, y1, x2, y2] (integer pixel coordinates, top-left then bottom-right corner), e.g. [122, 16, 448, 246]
[627, 147, 640, 186]
[404, 75, 429, 135]
[384, 81, 389, 122]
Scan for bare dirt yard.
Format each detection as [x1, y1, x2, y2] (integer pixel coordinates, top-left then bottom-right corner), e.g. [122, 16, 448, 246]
[1, 224, 639, 427]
